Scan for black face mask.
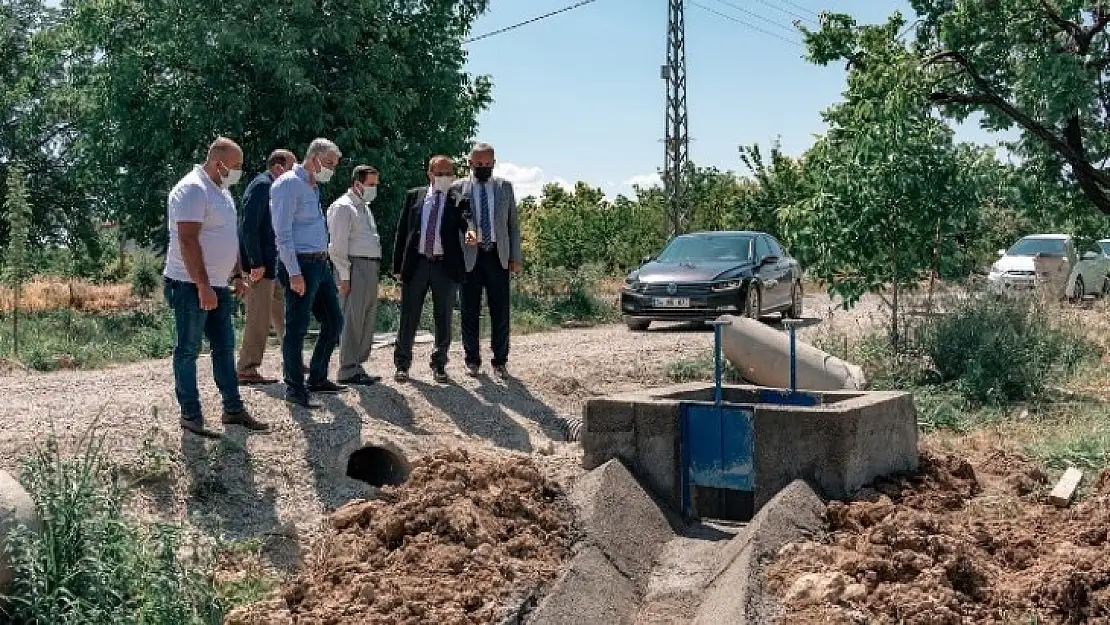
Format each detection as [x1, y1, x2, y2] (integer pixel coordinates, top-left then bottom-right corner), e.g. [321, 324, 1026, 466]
[473, 166, 493, 182]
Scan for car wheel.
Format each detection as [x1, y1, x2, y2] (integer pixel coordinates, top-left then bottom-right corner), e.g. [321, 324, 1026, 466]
[744, 284, 762, 319]
[1072, 276, 1085, 303]
[785, 281, 803, 319]
[1102, 276, 1110, 297]
[626, 318, 651, 331]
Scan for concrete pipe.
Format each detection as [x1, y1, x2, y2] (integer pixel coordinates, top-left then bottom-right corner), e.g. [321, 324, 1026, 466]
[718, 315, 867, 391]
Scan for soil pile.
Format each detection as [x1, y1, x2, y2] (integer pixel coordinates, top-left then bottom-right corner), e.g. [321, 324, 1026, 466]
[768, 452, 1110, 624]
[226, 449, 573, 625]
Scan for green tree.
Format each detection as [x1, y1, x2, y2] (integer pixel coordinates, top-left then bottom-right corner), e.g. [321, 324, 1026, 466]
[4, 164, 32, 355]
[61, 0, 492, 259]
[0, 0, 102, 267]
[784, 14, 978, 346]
[814, 2, 1110, 215]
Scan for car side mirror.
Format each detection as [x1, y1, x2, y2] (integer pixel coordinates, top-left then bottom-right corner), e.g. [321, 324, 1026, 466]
[760, 255, 779, 266]
[997, 249, 1006, 257]
[641, 255, 653, 265]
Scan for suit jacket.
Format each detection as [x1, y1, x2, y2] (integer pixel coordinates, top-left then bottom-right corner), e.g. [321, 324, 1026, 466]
[455, 177, 522, 272]
[392, 186, 469, 284]
[238, 172, 278, 279]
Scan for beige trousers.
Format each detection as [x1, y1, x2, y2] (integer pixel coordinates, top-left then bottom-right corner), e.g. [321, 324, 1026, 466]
[236, 278, 284, 376]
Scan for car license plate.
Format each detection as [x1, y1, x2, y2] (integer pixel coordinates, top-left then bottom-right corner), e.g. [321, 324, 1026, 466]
[653, 297, 690, 308]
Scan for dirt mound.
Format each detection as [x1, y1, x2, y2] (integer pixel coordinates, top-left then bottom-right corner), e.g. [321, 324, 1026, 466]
[769, 452, 1110, 624]
[226, 449, 573, 625]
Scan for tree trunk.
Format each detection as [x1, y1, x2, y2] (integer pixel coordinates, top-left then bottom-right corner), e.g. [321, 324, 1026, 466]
[12, 284, 20, 357]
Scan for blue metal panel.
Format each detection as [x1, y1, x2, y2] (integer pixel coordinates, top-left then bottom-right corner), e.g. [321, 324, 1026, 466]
[682, 403, 754, 493]
[756, 388, 823, 407]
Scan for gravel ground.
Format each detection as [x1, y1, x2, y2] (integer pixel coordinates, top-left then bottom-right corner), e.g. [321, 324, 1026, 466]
[0, 291, 883, 565]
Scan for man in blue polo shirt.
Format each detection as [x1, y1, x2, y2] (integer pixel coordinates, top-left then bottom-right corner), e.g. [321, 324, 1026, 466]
[271, 138, 345, 409]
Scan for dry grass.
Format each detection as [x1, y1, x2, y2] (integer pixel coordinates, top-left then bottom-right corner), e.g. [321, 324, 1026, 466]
[0, 278, 136, 313]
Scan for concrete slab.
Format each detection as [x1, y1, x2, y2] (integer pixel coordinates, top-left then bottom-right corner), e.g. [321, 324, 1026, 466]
[569, 459, 676, 587]
[526, 545, 637, 625]
[693, 480, 825, 625]
[582, 382, 918, 520]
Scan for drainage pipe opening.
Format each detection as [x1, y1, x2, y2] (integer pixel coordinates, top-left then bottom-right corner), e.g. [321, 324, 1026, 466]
[346, 445, 409, 487]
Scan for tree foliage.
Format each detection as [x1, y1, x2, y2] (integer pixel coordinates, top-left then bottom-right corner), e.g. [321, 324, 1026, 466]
[4, 163, 33, 355]
[784, 15, 979, 343]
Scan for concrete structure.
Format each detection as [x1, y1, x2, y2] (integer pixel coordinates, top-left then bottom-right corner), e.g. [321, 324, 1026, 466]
[0, 470, 39, 593]
[719, 315, 866, 391]
[581, 382, 918, 519]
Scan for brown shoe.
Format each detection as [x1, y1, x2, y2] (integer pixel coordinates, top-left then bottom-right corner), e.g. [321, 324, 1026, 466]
[222, 409, 270, 432]
[238, 373, 278, 386]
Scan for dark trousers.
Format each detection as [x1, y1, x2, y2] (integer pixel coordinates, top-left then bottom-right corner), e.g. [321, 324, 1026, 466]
[164, 278, 243, 419]
[277, 256, 343, 399]
[394, 256, 458, 371]
[461, 247, 511, 367]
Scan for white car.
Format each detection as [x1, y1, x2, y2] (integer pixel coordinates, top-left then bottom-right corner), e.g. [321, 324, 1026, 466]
[1066, 239, 1110, 300]
[987, 234, 1077, 294]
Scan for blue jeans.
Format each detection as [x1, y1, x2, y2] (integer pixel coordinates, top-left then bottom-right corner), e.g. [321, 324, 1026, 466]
[277, 257, 343, 398]
[164, 278, 244, 419]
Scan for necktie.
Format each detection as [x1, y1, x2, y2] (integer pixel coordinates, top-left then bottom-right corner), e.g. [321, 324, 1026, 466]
[479, 183, 493, 244]
[424, 192, 442, 257]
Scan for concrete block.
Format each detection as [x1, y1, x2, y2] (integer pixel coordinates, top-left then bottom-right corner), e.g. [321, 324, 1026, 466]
[634, 401, 678, 437]
[695, 480, 825, 625]
[582, 431, 635, 471]
[635, 434, 680, 507]
[583, 398, 634, 432]
[570, 459, 675, 587]
[526, 545, 636, 625]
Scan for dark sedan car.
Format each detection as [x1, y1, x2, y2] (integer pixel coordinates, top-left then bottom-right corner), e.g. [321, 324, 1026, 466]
[620, 230, 803, 331]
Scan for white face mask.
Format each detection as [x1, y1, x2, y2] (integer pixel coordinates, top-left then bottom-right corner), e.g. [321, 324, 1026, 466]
[361, 186, 377, 203]
[222, 168, 243, 189]
[316, 166, 335, 183]
[433, 175, 455, 193]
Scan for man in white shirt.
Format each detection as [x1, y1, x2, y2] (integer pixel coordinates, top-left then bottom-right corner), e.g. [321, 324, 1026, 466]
[327, 165, 383, 386]
[163, 136, 269, 435]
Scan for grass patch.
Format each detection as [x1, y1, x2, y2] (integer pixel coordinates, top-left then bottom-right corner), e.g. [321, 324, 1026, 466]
[0, 307, 176, 371]
[2, 427, 229, 624]
[666, 353, 743, 384]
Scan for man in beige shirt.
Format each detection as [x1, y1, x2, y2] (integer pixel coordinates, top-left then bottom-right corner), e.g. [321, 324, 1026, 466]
[327, 165, 383, 385]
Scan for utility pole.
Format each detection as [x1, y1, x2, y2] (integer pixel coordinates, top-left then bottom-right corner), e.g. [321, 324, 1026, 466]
[662, 0, 690, 236]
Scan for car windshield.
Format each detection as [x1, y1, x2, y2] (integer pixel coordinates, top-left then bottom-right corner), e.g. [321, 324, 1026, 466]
[1007, 237, 1067, 257]
[656, 234, 753, 263]
[1100, 241, 1110, 256]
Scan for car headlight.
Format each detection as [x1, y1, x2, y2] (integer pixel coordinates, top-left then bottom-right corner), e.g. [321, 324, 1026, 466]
[711, 279, 742, 292]
[624, 278, 642, 292]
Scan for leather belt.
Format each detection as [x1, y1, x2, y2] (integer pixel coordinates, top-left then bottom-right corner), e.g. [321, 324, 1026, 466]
[479, 243, 497, 252]
[297, 251, 329, 261]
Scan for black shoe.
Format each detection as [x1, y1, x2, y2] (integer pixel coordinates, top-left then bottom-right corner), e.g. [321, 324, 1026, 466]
[307, 380, 347, 394]
[432, 366, 450, 383]
[465, 364, 481, 377]
[284, 394, 323, 409]
[493, 364, 509, 379]
[339, 373, 380, 386]
[394, 370, 409, 383]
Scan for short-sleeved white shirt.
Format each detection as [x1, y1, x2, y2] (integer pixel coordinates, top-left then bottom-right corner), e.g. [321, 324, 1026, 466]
[162, 165, 239, 287]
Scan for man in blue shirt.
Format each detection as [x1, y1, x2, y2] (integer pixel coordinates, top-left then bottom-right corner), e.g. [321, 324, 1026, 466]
[270, 138, 345, 409]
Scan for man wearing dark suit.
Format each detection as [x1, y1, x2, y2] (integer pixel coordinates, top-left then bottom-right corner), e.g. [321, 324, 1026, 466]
[455, 142, 522, 378]
[392, 155, 471, 384]
[236, 148, 296, 385]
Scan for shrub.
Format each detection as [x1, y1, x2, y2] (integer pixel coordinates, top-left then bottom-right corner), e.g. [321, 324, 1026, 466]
[511, 263, 616, 324]
[3, 430, 224, 624]
[916, 293, 1098, 404]
[130, 253, 162, 298]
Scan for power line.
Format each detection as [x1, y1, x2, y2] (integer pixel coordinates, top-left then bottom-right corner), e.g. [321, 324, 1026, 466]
[752, 0, 814, 24]
[779, 0, 820, 19]
[464, 0, 601, 44]
[709, 0, 800, 34]
[688, 1, 805, 49]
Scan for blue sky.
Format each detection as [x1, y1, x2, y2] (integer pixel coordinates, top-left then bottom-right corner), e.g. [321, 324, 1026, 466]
[465, 0, 1005, 198]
